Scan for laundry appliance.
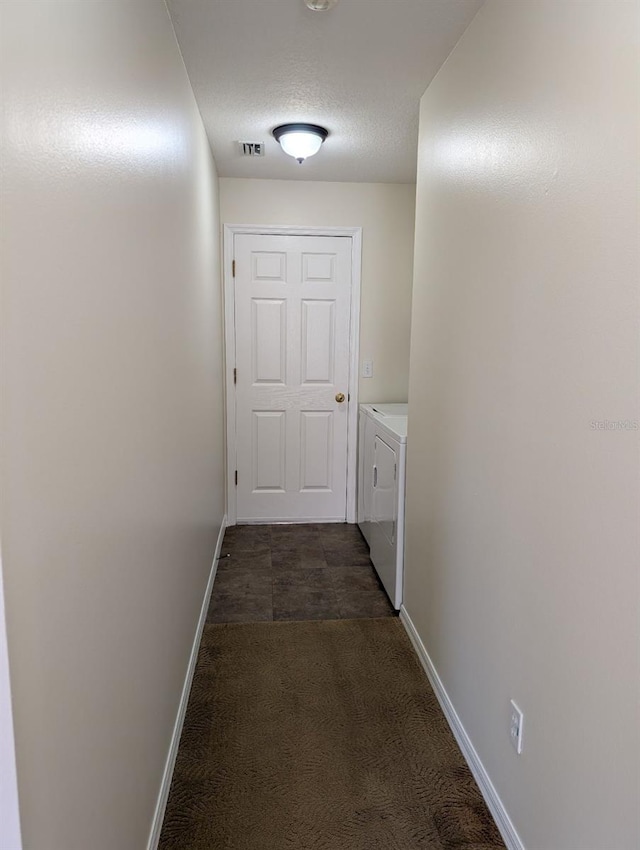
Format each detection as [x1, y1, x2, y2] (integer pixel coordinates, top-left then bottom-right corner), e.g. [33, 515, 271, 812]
[358, 403, 408, 609]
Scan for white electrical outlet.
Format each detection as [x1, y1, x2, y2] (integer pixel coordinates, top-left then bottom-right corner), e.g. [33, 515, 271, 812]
[362, 359, 373, 378]
[509, 700, 524, 754]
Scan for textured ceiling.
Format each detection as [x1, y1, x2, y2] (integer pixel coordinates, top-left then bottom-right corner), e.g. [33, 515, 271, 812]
[166, 0, 483, 183]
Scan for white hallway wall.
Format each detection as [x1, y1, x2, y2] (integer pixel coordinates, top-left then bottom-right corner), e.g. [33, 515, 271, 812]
[404, 1, 639, 848]
[220, 178, 416, 403]
[0, 2, 225, 848]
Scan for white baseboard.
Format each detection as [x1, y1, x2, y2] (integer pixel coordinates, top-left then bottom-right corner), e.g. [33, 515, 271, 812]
[146, 515, 227, 850]
[235, 517, 349, 524]
[399, 606, 525, 850]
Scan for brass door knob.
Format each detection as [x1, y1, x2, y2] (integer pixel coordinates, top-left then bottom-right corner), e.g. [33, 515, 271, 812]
[335, 392, 346, 403]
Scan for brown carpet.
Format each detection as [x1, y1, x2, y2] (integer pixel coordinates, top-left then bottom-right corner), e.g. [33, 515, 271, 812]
[159, 618, 505, 850]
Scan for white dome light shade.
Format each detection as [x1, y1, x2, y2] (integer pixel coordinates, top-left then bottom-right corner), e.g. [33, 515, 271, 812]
[305, 0, 339, 10]
[279, 132, 323, 160]
[272, 123, 328, 164]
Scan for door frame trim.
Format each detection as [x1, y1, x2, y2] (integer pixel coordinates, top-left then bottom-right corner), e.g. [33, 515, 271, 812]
[223, 224, 363, 526]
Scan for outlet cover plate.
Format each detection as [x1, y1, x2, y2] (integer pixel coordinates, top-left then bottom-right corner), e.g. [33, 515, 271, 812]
[509, 700, 524, 754]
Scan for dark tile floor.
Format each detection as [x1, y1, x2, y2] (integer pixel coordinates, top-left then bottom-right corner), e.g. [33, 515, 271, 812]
[206, 523, 397, 623]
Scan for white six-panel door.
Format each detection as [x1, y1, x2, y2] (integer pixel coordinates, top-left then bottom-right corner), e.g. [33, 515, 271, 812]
[233, 233, 353, 522]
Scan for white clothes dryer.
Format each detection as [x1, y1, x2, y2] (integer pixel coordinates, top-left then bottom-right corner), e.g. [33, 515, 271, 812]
[358, 403, 408, 609]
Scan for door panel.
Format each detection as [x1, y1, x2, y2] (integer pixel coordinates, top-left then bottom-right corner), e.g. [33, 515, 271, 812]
[234, 233, 352, 522]
[251, 299, 286, 384]
[302, 252, 336, 282]
[300, 411, 333, 492]
[252, 411, 286, 492]
[252, 251, 287, 281]
[301, 300, 335, 384]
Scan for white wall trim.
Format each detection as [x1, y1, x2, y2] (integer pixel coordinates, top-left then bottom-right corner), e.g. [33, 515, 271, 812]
[222, 224, 362, 526]
[146, 516, 227, 850]
[0, 552, 23, 850]
[399, 606, 525, 850]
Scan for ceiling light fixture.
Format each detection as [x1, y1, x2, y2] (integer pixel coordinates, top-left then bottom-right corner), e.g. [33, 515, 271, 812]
[272, 123, 328, 164]
[304, 0, 339, 10]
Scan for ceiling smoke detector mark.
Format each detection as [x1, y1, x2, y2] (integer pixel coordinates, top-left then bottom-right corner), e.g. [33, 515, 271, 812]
[238, 141, 265, 157]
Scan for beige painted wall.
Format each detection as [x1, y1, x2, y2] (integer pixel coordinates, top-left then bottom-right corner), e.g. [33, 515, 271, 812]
[404, 1, 639, 848]
[0, 2, 225, 849]
[220, 178, 415, 403]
